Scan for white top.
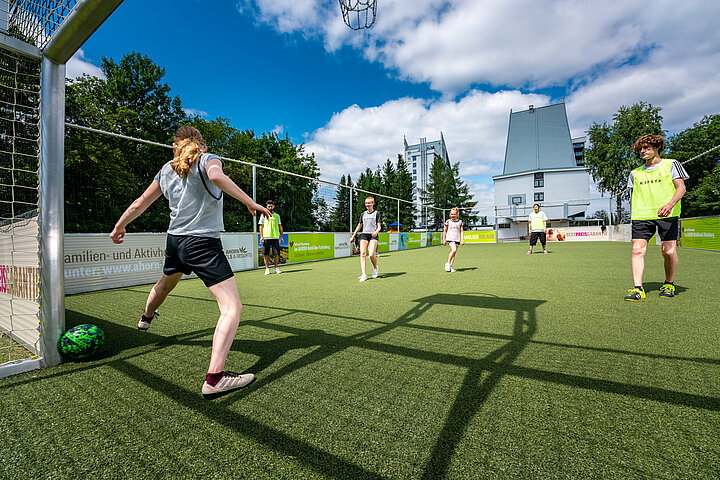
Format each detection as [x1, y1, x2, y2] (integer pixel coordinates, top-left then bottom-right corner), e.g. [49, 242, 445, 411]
[445, 219, 463, 242]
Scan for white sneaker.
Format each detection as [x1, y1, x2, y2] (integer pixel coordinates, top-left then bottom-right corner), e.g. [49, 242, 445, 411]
[359, 274, 367, 282]
[444, 263, 451, 272]
[450, 267, 456, 273]
[265, 268, 270, 275]
[274, 267, 282, 274]
[543, 250, 548, 254]
[202, 371, 255, 400]
[371, 268, 379, 279]
[526, 250, 532, 255]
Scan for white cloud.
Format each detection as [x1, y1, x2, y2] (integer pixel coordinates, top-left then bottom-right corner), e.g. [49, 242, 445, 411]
[305, 89, 549, 205]
[66, 49, 104, 80]
[271, 124, 284, 135]
[243, 0, 720, 134]
[183, 108, 209, 117]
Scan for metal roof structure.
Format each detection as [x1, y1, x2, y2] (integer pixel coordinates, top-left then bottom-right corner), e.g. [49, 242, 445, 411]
[501, 102, 576, 176]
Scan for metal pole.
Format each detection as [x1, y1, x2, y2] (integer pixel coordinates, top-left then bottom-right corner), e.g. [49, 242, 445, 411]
[349, 187, 353, 232]
[38, 57, 66, 367]
[252, 165, 257, 234]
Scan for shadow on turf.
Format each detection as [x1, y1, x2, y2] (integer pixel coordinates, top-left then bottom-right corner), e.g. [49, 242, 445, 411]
[643, 281, 688, 295]
[9, 292, 719, 479]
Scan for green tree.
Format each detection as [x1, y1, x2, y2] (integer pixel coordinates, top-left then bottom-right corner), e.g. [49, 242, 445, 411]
[584, 102, 663, 223]
[328, 174, 352, 232]
[64, 52, 186, 233]
[448, 162, 479, 226]
[422, 155, 454, 229]
[682, 165, 720, 216]
[394, 154, 415, 231]
[667, 114, 720, 217]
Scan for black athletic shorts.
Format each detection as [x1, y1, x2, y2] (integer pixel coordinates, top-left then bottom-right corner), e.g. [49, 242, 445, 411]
[163, 234, 233, 287]
[262, 238, 281, 256]
[359, 233, 378, 242]
[631, 218, 680, 242]
[529, 231, 546, 246]
[447, 240, 461, 246]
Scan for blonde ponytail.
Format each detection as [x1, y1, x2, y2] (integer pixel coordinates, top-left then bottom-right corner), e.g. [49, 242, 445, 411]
[171, 126, 206, 177]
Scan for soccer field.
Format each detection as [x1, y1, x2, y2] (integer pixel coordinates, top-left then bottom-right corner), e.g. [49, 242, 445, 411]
[1, 242, 719, 479]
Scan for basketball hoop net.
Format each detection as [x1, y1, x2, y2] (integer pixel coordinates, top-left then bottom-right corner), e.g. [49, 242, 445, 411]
[339, 0, 377, 30]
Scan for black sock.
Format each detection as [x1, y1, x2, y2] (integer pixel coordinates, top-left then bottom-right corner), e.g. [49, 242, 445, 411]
[141, 312, 154, 321]
[635, 286, 644, 291]
[664, 281, 674, 286]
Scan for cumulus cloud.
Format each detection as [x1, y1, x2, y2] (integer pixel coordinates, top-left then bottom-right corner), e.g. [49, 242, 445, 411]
[66, 49, 104, 80]
[183, 108, 209, 117]
[240, 0, 720, 206]
[304, 88, 549, 186]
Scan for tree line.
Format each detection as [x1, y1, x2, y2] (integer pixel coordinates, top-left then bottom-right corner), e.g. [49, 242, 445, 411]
[584, 102, 720, 222]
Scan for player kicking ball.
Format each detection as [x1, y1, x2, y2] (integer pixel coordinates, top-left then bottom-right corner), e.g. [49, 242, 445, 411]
[624, 134, 688, 301]
[442, 207, 464, 272]
[350, 196, 381, 282]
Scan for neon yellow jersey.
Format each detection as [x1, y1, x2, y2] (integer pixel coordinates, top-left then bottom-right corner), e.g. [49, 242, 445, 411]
[529, 211, 547, 232]
[260, 213, 281, 238]
[630, 159, 681, 220]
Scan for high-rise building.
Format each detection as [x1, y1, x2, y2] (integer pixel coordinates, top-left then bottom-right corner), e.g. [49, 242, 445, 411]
[404, 133, 450, 227]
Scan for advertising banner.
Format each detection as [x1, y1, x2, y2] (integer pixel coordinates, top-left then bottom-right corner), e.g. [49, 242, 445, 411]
[407, 233, 421, 249]
[377, 233, 390, 253]
[288, 233, 334, 263]
[430, 232, 441, 245]
[257, 233, 289, 267]
[334, 234, 352, 258]
[64, 233, 167, 294]
[399, 233, 407, 250]
[463, 230, 496, 243]
[389, 233, 399, 251]
[420, 233, 427, 247]
[221, 233, 256, 271]
[680, 217, 720, 251]
[562, 226, 609, 242]
[64, 233, 256, 294]
[545, 228, 566, 241]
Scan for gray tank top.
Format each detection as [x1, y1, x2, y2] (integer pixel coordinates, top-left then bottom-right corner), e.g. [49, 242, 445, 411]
[154, 153, 224, 237]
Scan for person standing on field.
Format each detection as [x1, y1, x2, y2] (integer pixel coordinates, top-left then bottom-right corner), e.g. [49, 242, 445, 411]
[624, 134, 688, 301]
[527, 204, 548, 254]
[259, 200, 284, 275]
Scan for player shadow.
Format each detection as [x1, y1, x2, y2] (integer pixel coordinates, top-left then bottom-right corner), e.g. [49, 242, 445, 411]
[265, 268, 313, 274]
[378, 272, 406, 278]
[451, 267, 477, 272]
[643, 281, 688, 294]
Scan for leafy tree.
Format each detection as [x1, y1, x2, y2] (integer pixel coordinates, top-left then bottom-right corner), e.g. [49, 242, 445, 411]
[584, 102, 663, 223]
[667, 114, 720, 217]
[328, 175, 352, 232]
[682, 165, 720, 216]
[422, 155, 454, 229]
[448, 162, 479, 226]
[394, 154, 415, 231]
[65, 52, 185, 233]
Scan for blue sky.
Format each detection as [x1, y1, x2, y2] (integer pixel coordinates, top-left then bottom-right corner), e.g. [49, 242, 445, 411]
[71, 0, 720, 216]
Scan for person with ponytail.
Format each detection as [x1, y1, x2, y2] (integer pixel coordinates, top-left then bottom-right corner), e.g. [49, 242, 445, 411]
[110, 125, 270, 399]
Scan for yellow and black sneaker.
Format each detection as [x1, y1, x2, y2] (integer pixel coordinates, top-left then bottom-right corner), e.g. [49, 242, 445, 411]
[624, 287, 646, 301]
[659, 283, 675, 298]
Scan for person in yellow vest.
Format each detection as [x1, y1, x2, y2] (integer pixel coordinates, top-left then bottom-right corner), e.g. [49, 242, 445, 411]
[527, 204, 548, 254]
[624, 134, 689, 301]
[259, 200, 284, 275]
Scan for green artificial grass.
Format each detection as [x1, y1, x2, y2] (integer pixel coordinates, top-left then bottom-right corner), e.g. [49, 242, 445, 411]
[1, 242, 719, 479]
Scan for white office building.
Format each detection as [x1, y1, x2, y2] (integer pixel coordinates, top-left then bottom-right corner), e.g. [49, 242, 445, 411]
[493, 102, 590, 240]
[404, 133, 450, 228]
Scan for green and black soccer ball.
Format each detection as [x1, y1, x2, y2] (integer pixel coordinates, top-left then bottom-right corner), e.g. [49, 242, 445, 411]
[57, 324, 105, 359]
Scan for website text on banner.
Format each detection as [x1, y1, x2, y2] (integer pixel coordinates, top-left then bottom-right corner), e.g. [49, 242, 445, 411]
[287, 233, 335, 263]
[680, 217, 720, 251]
[64, 233, 255, 294]
[462, 231, 496, 243]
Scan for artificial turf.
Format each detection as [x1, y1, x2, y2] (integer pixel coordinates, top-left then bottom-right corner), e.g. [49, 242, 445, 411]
[1, 241, 718, 479]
